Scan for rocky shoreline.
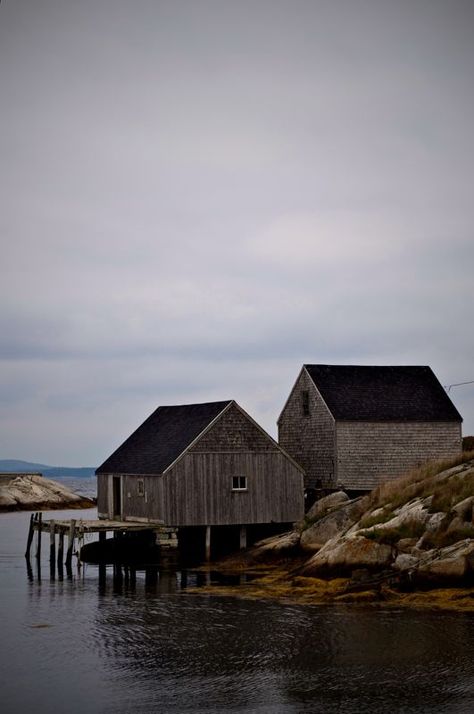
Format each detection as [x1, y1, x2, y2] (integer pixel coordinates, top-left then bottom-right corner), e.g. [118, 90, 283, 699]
[0, 473, 95, 512]
[197, 453, 474, 610]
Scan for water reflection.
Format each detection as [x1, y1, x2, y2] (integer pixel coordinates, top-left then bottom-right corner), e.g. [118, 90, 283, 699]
[25, 553, 74, 583]
[87, 583, 474, 714]
[6, 509, 474, 714]
[22, 556, 474, 713]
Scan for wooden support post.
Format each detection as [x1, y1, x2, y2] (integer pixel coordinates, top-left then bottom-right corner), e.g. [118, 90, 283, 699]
[66, 519, 76, 567]
[26, 557, 33, 581]
[205, 525, 211, 561]
[25, 513, 35, 558]
[77, 534, 83, 570]
[58, 531, 65, 567]
[49, 521, 56, 564]
[49, 521, 56, 579]
[35, 513, 42, 560]
[145, 566, 158, 587]
[239, 525, 247, 550]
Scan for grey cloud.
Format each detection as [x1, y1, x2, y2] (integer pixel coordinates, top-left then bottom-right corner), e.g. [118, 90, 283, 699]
[1, 0, 473, 463]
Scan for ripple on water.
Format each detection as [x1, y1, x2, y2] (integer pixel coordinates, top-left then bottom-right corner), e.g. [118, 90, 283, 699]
[3, 511, 474, 713]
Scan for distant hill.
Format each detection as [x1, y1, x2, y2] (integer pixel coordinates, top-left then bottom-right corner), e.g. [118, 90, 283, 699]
[0, 460, 96, 479]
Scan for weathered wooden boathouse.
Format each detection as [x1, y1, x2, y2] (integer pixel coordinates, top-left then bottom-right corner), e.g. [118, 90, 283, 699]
[96, 400, 304, 556]
[278, 364, 462, 494]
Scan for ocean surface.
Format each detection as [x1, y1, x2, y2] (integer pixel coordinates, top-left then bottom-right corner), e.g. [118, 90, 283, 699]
[2, 494, 474, 713]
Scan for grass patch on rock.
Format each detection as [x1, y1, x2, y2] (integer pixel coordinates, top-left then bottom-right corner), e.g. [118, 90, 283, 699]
[422, 524, 474, 550]
[361, 452, 474, 514]
[359, 508, 396, 530]
[429, 471, 474, 513]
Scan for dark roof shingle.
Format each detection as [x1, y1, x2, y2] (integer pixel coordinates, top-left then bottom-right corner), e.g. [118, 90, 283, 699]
[96, 400, 232, 475]
[304, 365, 462, 422]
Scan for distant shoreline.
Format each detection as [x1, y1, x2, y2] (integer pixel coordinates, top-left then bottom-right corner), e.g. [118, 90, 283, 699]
[0, 473, 95, 513]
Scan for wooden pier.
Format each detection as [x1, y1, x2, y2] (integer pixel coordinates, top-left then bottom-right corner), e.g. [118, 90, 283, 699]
[25, 513, 175, 572]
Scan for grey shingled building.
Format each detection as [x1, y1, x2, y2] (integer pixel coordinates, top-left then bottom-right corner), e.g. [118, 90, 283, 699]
[278, 364, 462, 493]
[96, 400, 304, 535]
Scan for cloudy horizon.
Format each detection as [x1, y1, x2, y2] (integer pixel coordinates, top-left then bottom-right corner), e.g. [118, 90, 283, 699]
[1, 0, 473, 466]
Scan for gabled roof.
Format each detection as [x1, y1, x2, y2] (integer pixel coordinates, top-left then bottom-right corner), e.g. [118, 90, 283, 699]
[96, 400, 232, 475]
[304, 364, 462, 422]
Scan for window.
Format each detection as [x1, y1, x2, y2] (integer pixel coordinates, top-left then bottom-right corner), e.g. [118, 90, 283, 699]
[232, 476, 247, 491]
[302, 390, 310, 416]
[137, 479, 145, 497]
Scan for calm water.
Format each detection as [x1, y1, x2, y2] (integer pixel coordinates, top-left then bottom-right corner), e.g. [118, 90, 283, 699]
[2, 508, 474, 714]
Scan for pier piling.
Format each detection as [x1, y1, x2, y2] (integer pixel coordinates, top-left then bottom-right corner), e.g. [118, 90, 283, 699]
[25, 514, 35, 558]
[49, 521, 56, 563]
[66, 519, 76, 568]
[58, 531, 64, 567]
[35, 513, 42, 560]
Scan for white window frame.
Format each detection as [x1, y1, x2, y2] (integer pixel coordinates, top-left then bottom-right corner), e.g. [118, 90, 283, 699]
[232, 475, 247, 491]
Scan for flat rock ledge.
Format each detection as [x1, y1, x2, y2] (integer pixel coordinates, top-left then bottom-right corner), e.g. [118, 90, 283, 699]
[0, 474, 94, 512]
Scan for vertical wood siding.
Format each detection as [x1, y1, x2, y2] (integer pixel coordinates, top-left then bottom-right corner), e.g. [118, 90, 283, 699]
[113, 455, 303, 526]
[278, 369, 336, 489]
[97, 474, 109, 516]
[98, 401, 304, 526]
[162, 452, 303, 526]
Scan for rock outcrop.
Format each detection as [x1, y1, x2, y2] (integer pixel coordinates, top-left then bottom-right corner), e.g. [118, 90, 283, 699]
[0, 473, 94, 512]
[300, 495, 363, 553]
[248, 455, 474, 589]
[301, 535, 393, 576]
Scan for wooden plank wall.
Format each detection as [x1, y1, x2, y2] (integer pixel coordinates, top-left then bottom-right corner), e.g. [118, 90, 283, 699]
[162, 452, 303, 526]
[97, 474, 109, 515]
[100, 456, 303, 527]
[97, 402, 304, 526]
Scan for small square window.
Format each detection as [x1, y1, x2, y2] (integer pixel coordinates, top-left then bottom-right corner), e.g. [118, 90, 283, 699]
[232, 476, 247, 491]
[137, 479, 145, 496]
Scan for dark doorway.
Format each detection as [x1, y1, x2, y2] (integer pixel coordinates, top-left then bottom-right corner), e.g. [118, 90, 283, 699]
[112, 476, 122, 519]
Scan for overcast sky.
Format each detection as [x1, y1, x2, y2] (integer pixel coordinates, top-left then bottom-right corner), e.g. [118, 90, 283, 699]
[1, 0, 473, 466]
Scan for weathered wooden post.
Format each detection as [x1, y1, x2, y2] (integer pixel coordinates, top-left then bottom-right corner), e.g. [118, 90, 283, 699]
[77, 532, 83, 570]
[49, 520, 56, 579]
[239, 525, 247, 550]
[205, 525, 211, 561]
[26, 556, 33, 581]
[57, 530, 65, 567]
[49, 521, 56, 563]
[35, 513, 42, 560]
[66, 519, 76, 568]
[99, 530, 106, 556]
[25, 513, 35, 558]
